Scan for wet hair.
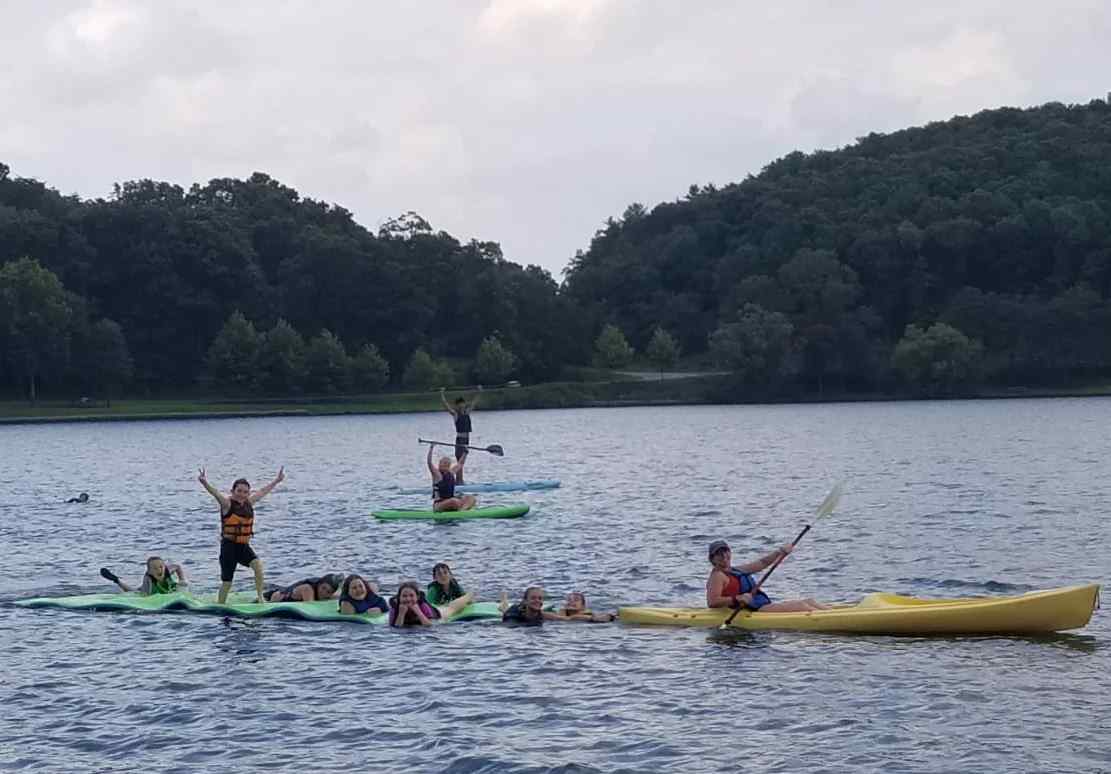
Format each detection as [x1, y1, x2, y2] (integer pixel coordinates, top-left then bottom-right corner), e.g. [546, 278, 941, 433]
[566, 591, 587, 608]
[522, 586, 544, 603]
[145, 556, 164, 575]
[432, 562, 451, 578]
[232, 478, 250, 491]
[390, 581, 440, 626]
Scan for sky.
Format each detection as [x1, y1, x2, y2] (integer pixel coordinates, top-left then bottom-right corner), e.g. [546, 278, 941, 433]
[2, 1, 1110, 277]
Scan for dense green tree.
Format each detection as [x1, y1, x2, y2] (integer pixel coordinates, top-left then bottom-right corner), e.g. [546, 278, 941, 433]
[204, 311, 260, 395]
[709, 304, 795, 386]
[257, 318, 306, 395]
[892, 322, 984, 395]
[349, 342, 390, 392]
[303, 329, 350, 394]
[0, 257, 73, 401]
[82, 318, 133, 405]
[473, 334, 516, 384]
[645, 327, 680, 376]
[403, 348, 454, 390]
[593, 324, 634, 369]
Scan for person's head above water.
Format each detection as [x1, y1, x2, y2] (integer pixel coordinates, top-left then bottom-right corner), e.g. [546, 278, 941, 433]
[145, 556, 167, 579]
[341, 575, 368, 601]
[315, 574, 344, 599]
[432, 562, 453, 585]
[230, 478, 250, 502]
[563, 591, 587, 614]
[396, 581, 422, 606]
[522, 586, 545, 613]
[77, 492, 89, 503]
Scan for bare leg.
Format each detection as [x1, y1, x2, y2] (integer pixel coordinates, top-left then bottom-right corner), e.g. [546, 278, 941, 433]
[218, 581, 233, 604]
[461, 494, 477, 511]
[438, 592, 474, 620]
[434, 498, 462, 512]
[251, 559, 265, 603]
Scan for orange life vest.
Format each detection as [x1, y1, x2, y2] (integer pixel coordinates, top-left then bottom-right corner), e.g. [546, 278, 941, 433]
[221, 498, 254, 544]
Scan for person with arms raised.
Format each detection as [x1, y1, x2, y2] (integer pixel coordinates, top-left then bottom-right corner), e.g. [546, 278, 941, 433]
[441, 386, 480, 482]
[198, 466, 285, 604]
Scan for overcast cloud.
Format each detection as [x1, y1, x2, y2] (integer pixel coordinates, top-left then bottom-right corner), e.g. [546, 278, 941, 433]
[2, 1, 1110, 275]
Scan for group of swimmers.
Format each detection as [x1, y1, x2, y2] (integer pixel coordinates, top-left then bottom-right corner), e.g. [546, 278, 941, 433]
[94, 386, 832, 623]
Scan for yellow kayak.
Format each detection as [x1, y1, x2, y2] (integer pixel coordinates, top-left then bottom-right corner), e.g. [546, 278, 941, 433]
[619, 584, 1100, 635]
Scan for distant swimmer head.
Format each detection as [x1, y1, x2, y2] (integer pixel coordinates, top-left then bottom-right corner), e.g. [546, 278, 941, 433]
[78, 492, 89, 503]
[231, 478, 250, 501]
[708, 540, 731, 565]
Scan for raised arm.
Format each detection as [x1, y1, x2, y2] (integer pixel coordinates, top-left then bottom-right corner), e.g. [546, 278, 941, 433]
[452, 450, 468, 475]
[440, 388, 455, 415]
[197, 468, 229, 511]
[427, 444, 441, 479]
[250, 467, 285, 504]
[170, 562, 188, 586]
[735, 545, 790, 574]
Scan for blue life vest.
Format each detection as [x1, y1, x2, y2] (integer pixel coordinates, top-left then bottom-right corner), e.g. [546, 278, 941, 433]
[725, 568, 771, 610]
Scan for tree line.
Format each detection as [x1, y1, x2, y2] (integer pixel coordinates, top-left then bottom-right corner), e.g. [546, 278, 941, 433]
[5, 99, 1111, 401]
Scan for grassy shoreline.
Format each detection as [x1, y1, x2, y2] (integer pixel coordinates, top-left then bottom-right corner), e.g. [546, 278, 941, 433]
[2, 377, 1110, 425]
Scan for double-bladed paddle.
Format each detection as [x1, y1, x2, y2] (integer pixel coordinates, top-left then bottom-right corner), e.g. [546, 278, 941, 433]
[419, 438, 505, 457]
[721, 482, 844, 629]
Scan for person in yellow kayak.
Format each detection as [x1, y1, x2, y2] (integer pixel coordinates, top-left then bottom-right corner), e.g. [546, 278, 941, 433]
[197, 466, 285, 604]
[706, 540, 828, 612]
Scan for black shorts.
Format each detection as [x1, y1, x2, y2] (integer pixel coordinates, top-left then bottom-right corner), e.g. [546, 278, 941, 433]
[219, 539, 258, 582]
[455, 433, 469, 460]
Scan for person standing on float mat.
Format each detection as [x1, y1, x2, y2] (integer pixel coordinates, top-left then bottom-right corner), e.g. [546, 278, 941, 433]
[198, 466, 285, 604]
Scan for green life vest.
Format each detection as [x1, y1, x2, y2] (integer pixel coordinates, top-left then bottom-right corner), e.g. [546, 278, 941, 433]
[148, 572, 178, 595]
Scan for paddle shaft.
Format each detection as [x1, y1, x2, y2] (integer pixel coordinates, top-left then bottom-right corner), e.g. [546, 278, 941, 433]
[723, 524, 811, 626]
[418, 438, 503, 455]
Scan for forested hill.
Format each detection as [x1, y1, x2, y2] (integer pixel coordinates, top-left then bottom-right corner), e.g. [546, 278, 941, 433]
[0, 167, 588, 396]
[564, 100, 1111, 390]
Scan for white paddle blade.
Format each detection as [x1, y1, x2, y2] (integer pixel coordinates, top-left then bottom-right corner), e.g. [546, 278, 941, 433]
[814, 481, 844, 520]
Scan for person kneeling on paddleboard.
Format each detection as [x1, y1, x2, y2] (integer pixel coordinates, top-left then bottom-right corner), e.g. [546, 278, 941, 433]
[338, 575, 389, 615]
[706, 540, 828, 613]
[198, 466, 285, 604]
[389, 581, 473, 627]
[428, 445, 477, 512]
[100, 556, 188, 595]
[265, 573, 344, 603]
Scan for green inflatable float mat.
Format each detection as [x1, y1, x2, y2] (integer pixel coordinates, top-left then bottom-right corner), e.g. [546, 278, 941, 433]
[13, 591, 503, 625]
[372, 503, 530, 521]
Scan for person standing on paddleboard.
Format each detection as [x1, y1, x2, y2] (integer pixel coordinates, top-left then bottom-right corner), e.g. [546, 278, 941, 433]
[441, 385, 481, 483]
[706, 540, 828, 613]
[198, 467, 285, 604]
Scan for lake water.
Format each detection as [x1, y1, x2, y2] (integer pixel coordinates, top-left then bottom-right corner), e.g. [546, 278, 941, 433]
[1, 400, 1109, 773]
